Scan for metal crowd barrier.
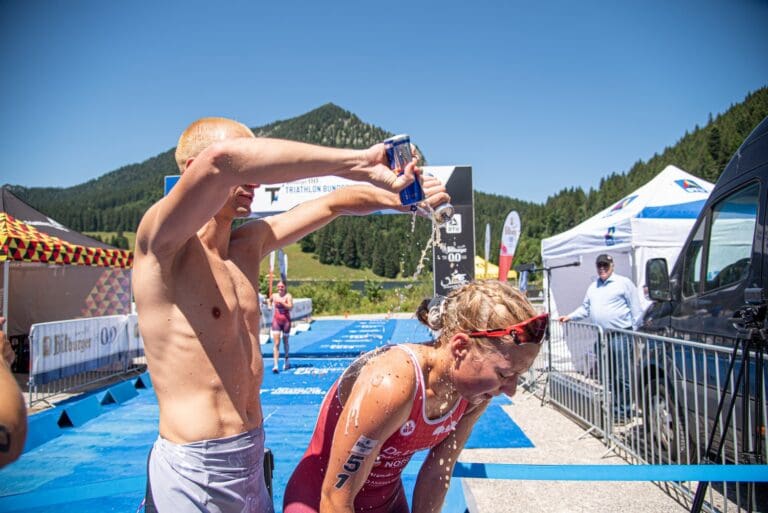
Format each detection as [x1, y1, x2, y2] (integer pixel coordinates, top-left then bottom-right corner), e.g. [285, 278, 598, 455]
[27, 315, 146, 407]
[520, 320, 768, 513]
[27, 359, 146, 408]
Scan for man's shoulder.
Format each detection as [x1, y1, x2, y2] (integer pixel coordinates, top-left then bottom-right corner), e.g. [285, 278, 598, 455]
[611, 273, 633, 285]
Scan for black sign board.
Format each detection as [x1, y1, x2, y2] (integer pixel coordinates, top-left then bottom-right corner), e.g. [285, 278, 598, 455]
[431, 166, 475, 296]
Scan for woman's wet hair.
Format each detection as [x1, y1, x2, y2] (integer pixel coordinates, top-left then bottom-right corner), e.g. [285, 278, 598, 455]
[416, 280, 537, 349]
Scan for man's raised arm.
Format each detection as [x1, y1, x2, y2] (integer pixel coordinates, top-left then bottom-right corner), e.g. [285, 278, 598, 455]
[241, 173, 450, 257]
[138, 136, 418, 258]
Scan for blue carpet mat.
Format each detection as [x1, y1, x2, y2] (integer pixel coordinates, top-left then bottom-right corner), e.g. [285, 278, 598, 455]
[1, 321, 534, 513]
[289, 319, 395, 356]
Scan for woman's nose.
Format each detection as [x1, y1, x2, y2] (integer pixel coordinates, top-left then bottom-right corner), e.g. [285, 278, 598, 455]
[500, 379, 518, 397]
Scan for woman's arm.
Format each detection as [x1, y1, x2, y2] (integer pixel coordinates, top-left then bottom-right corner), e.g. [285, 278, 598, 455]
[411, 401, 490, 513]
[0, 325, 26, 468]
[319, 351, 416, 513]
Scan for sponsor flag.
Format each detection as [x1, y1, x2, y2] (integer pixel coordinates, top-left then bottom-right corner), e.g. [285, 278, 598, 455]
[277, 248, 288, 283]
[484, 223, 491, 278]
[268, 251, 275, 298]
[498, 211, 521, 282]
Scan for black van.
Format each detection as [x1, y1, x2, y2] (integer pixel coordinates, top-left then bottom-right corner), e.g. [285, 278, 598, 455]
[640, 115, 767, 466]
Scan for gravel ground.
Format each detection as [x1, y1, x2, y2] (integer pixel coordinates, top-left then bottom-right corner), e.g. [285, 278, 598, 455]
[458, 389, 692, 513]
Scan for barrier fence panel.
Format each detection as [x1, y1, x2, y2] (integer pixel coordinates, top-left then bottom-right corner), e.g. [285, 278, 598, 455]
[534, 321, 606, 436]
[27, 314, 146, 407]
[611, 329, 768, 513]
[521, 320, 768, 512]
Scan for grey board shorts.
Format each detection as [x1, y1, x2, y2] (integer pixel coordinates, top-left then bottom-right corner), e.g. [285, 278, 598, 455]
[145, 427, 274, 513]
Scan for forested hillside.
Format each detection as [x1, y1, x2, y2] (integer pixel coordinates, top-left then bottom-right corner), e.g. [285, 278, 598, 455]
[7, 87, 768, 275]
[475, 87, 768, 267]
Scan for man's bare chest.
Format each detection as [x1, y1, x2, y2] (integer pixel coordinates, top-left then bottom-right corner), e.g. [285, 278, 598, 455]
[174, 252, 261, 321]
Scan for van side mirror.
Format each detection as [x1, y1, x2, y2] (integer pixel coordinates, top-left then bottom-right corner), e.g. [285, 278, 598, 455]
[646, 258, 671, 301]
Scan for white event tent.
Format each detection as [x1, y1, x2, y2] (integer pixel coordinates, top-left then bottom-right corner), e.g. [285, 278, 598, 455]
[541, 165, 714, 319]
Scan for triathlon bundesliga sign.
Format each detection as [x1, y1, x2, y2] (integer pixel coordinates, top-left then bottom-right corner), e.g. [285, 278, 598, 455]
[165, 166, 475, 296]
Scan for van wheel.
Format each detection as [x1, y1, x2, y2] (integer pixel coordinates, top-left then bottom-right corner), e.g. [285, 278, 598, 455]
[644, 378, 690, 463]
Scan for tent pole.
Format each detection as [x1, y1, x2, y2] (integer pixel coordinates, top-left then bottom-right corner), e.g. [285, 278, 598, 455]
[2, 260, 8, 328]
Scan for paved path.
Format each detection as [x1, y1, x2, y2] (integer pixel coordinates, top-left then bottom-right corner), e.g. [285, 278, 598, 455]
[459, 389, 691, 513]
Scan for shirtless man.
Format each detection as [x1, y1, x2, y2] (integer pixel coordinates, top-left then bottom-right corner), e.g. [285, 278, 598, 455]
[269, 281, 293, 373]
[132, 117, 449, 512]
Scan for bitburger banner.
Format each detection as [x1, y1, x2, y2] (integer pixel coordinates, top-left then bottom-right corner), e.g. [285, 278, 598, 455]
[29, 315, 130, 385]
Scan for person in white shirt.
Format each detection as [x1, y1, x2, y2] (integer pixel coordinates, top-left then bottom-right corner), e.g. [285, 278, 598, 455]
[559, 254, 642, 422]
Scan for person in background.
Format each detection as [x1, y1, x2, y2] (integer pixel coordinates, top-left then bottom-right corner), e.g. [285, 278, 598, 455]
[0, 316, 27, 468]
[132, 116, 450, 513]
[283, 280, 548, 513]
[269, 281, 293, 373]
[558, 253, 643, 422]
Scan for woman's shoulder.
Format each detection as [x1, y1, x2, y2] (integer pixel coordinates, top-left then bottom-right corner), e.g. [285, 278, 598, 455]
[375, 344, 421, 375]
[344, 345, 420, 403]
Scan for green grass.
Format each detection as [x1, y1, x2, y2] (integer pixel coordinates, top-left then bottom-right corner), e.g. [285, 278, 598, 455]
[85, 235, 411, 283]
[85, 231, 136, 250]
[271, 243, 409, 281]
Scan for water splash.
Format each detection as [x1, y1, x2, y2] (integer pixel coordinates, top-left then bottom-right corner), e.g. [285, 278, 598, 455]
[392, 210, 446, 316]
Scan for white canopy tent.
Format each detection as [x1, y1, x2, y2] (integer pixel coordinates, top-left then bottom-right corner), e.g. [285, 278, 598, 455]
[541, 165, 714, 319]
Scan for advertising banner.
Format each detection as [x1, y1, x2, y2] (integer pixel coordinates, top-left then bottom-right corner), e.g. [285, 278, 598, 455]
[498, 211, 521, 282]
[126, 313, 145, 359]
[277, 248, 288, 284]
[166, 174, 373, 217]
[431, 166, 475, 296]
[30, 315, 130, 385]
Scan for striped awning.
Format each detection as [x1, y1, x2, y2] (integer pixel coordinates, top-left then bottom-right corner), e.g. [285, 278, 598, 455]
[0, 213, 133, 268]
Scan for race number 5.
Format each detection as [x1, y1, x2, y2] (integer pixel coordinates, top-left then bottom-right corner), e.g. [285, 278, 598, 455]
[335, 454, 365, 488]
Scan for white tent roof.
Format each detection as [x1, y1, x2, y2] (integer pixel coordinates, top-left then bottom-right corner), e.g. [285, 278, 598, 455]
[541, 165, 714, 317]
[543, 165, 714, 259]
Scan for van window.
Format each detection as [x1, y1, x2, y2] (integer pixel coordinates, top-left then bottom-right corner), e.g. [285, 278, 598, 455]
[682, 221, 705, 297]
[703, 182, 759, 292]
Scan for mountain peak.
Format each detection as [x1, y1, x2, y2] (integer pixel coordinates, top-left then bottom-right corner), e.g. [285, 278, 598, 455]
[252, 103, 390, 149]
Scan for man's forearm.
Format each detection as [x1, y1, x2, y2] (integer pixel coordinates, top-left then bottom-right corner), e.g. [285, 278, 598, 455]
[215, 138, 371, 187]
[326, 185, 401, 217]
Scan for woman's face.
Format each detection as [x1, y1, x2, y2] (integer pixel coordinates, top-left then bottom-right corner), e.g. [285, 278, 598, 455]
[453, 340, 541, 404]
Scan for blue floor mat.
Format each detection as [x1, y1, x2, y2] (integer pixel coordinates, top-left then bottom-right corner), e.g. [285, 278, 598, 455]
[289, 319, 396, 356]
[1, 321, 532, 512]
[465, 396, 533, 449]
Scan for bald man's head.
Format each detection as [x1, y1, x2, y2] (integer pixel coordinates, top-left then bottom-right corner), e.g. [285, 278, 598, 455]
[175, 117, 255, 172]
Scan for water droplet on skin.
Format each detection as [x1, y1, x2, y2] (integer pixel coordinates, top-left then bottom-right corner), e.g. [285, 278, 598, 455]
[439, 401, 448, 411]
[439, 458, 444, 465]
[370, 374, 383, 387]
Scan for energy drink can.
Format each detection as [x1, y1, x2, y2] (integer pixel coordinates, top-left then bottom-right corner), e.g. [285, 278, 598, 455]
[384, 134, 424, 205]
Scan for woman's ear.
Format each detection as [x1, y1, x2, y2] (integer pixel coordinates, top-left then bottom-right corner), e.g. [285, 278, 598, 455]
[449, 332, 472, 364]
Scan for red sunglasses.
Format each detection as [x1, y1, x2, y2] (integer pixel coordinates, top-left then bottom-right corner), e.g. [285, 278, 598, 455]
[468, 312, 550, 345]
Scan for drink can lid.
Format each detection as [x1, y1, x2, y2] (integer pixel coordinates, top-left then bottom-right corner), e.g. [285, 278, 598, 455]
[384, 134, 410, 144]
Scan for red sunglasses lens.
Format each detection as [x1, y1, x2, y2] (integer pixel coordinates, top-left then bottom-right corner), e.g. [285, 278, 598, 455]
[515, 314, 549, 344]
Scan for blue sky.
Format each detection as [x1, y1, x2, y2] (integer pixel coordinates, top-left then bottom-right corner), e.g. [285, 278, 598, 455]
[1, 0, 766, 203]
